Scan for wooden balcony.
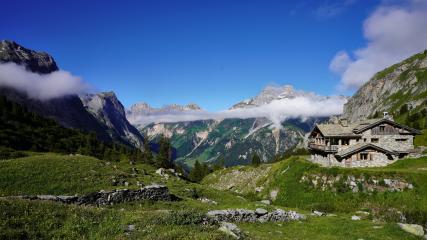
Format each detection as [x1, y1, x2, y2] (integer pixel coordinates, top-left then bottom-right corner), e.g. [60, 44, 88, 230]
[308, 143, 338, 153]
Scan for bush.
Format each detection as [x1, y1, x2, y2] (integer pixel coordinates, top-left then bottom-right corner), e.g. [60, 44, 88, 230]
[0, 147, 27, 160]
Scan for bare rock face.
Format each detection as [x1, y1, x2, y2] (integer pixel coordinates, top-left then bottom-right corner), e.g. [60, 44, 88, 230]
[0, 40, 58, 74]
[80, 92, 144, 148]
[342, 50, 427, 123]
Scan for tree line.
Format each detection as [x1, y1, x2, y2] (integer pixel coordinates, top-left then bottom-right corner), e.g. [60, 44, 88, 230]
[0, 95, 139, 161]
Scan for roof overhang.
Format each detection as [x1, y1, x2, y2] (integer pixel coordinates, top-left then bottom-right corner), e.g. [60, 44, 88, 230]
[336, 143, 396, 158]
[353, 119, 421, 135]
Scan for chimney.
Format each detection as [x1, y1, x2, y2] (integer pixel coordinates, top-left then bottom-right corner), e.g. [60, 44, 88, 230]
[339, 118, 348, 127]
[383, 112, 394, 121]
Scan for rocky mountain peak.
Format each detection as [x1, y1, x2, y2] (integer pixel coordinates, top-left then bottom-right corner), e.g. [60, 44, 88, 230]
[0, 40, 58, 74]
[342, 50, 427, 124]
[80, 92, 144, 147]
[230, 84, 307, 109]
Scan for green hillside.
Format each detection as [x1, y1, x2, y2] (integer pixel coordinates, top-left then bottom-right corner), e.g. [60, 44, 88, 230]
[1, 153, 423, 239]
[203, 156, 427, 226]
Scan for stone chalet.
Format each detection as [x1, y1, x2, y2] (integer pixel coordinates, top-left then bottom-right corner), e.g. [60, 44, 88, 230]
[308, 113, 421, 167]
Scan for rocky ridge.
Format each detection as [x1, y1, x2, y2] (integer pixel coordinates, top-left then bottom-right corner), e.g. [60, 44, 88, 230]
[81, 92, 144, 147]
[0, 40, 145, 147]
[343, 50, 427, 127]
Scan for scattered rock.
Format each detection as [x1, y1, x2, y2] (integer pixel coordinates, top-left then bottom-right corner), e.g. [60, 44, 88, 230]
[254, 186, 263, 193]
[356, 211, 370, 215]
[127, 224, 136, 232]
[351, 216, 361, 221]
[397, 223, 424, 237]
[260, 200, 271, 205]
[198, 197, 218, 205]
[218, 222, 241, 239]
[312, 210, 326, 217]
[270, 189, 279, 201]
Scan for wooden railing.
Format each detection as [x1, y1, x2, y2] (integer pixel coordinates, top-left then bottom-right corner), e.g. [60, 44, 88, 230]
[308, 143, 338, 152]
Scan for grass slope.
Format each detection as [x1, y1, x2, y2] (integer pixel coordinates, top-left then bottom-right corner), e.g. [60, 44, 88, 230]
[0, 153, 424, 239]
[204, 156, 427, 226]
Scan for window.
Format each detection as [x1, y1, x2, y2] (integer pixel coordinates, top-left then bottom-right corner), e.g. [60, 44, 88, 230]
[363, 138, 367, 143]
[396, 138, 407, 142]
[379, 126, 385, 132]
[342, 139, 349, 145]
[371, 138, 379, 143]
[360, 153, 369, 160]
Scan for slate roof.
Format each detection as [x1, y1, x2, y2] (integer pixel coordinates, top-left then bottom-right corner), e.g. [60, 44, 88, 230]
[314, 118, 420, 137]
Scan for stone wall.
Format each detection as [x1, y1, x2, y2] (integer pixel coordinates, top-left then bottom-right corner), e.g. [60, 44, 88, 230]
[300, 173, 413, 193]
[310, 151, 398, 168]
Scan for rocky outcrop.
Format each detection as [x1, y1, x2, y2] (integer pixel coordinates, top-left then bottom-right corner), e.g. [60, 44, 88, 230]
[300, 173, 413, 193]
[0, 40, 58, 74]
[206, 208, 305, 223]
[16, 185, 180, 205]
[0, 40, 144, 147]
[80, 92, 144, 148]
[397, 223, 425, 237]
[343, 50, 427, 123]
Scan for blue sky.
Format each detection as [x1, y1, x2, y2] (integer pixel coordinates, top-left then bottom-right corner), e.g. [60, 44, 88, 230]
[0, 0, 382, 110]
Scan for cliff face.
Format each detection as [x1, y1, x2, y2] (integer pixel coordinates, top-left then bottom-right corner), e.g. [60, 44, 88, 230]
[0, 40, 58, 74]
[81, 92, 144, 148]
[0, 40, 144, 147]
[343, 50, 427, 129]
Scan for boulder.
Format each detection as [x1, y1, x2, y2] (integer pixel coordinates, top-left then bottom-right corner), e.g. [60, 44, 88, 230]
[351, 216, 361, 221]
[312, 210, 325, 216]
[255, 208, 268, 216]
[397, 223, 424, 237]
[218, 222, 241, 239]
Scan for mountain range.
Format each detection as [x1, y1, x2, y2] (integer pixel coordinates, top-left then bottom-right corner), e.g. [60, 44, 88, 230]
[129, 85, 328, 169]
[1, 40, 425, 169]
[0, 40, 144, 147]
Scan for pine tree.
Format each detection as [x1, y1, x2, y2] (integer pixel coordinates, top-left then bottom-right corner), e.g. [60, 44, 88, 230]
[156, 135, 172, 168]
[142, 140, 153, 164]
[251, 153, 261, 166]
[189, 160, 202, 182]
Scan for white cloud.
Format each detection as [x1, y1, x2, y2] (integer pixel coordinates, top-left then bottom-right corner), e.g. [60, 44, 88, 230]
[315, 0, 357, 19]
[130, 94, 347, 128]
[329, 51, 352, 74]
[0, 62, 89, 100]
[331, 0, 427, 89]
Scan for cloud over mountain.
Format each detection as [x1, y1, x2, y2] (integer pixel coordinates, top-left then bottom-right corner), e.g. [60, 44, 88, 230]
[330, 0, 427, 90]
[128, 86, 347, 128]
[0, 62, 89, 100]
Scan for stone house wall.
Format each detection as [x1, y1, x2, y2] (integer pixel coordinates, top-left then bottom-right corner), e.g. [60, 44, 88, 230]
[310, 150, 398, 168]
[360, 127, 413, 152]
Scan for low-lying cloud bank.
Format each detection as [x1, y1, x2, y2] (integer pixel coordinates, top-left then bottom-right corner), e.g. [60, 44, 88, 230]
[0, 63, 89, 100]
[331, 0, 427, 90]
[130, 95, 347, 128]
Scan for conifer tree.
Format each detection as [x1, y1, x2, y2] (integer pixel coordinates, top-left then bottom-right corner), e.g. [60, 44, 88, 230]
[142, 139, 153, 164]
[156, 135, 173, 168]
[251, 153, 261, 166]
